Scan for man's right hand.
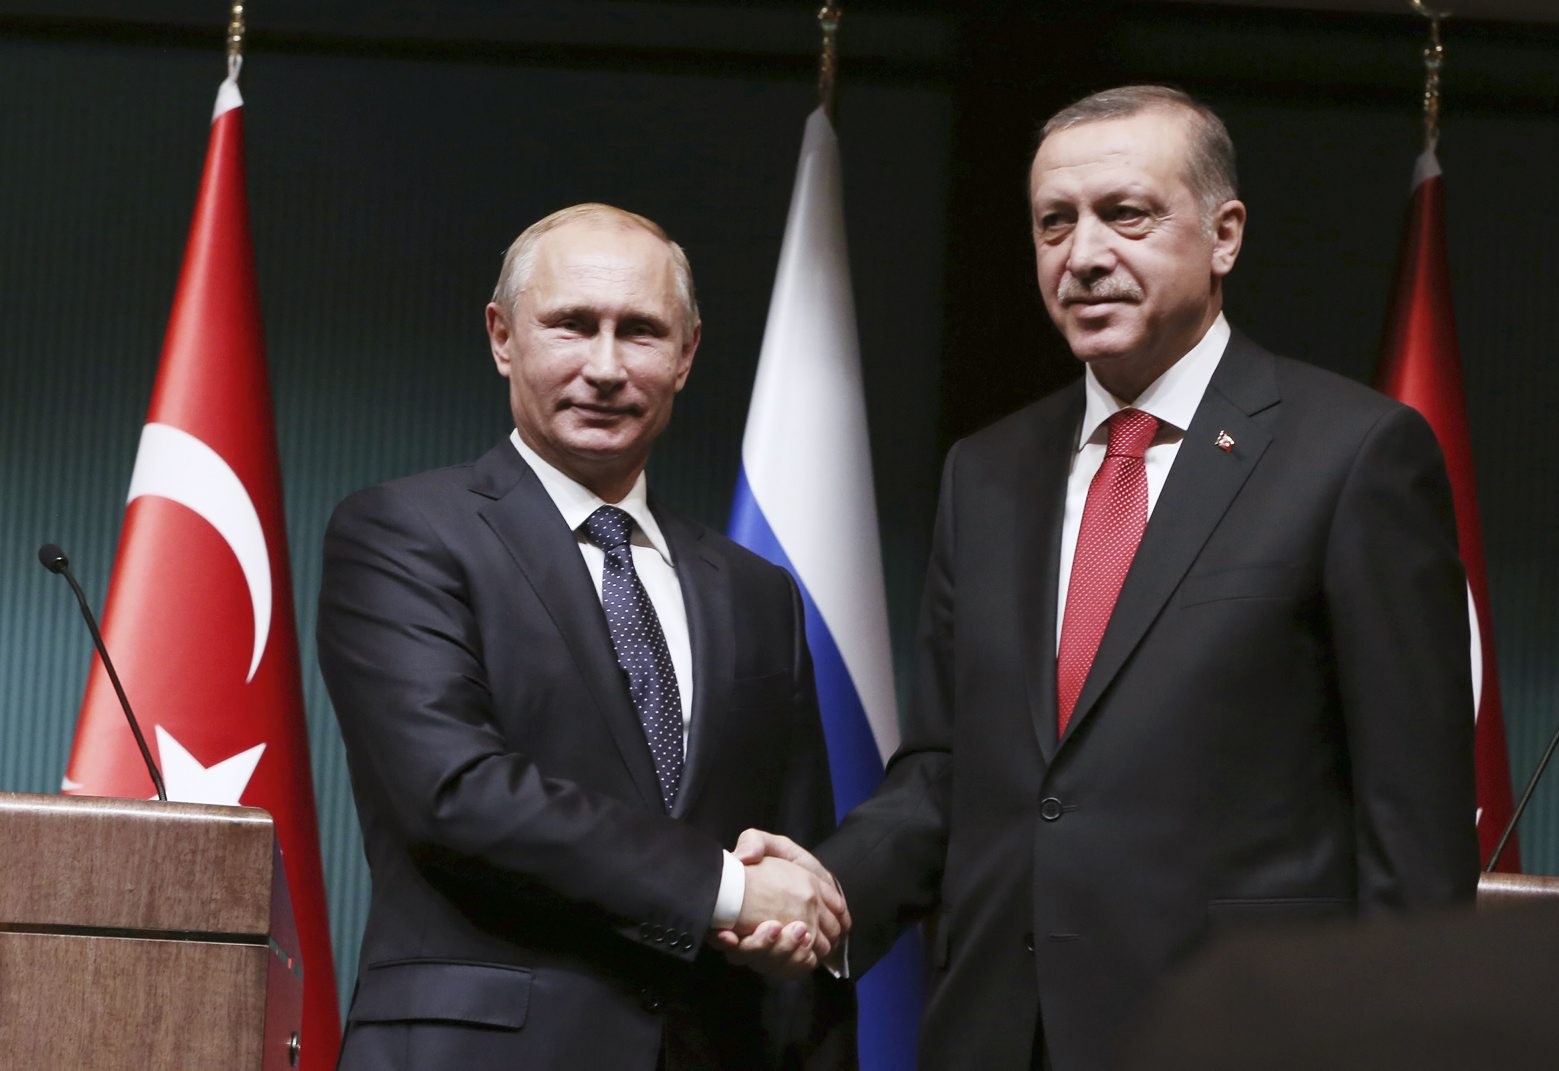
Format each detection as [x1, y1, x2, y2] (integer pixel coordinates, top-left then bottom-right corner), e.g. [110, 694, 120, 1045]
[708, 830, 850, 978]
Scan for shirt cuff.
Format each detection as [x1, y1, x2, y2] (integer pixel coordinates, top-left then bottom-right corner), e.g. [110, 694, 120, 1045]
[711, 849, 745, 931]
[826, 933, 850, 980]
[827, 871, 850, 979]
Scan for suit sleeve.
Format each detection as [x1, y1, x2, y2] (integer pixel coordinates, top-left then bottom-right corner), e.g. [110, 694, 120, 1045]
[317, 482, 722, 960]
[814, 445, 959, 974]
[1324, 403, 1480, 908]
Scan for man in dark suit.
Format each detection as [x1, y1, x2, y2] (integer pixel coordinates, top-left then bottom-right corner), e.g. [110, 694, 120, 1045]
[318, 203, 853, 1069]
[727, 86, 1479, 1069]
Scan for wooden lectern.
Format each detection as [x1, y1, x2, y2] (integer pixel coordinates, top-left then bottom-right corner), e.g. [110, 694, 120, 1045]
[0, 791, 304, 1069]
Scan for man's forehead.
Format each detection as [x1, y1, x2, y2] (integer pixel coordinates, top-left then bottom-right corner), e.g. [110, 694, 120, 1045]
[530, 222, 673, 281]
[521, 223, 678, 319]
[1037, 107, 1193, 157]
[1030, 111, 1195, 193]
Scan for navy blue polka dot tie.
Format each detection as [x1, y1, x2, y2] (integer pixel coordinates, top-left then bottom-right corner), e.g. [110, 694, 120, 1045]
[582, 505, 684, 809]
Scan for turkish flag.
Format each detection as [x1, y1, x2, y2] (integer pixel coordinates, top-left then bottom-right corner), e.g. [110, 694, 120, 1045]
[63, 74, 342, 1063]
[1376, 149, 1519, 871]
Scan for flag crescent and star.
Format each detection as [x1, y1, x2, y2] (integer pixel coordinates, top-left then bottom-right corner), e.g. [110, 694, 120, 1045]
[62, 72, 341, 1066]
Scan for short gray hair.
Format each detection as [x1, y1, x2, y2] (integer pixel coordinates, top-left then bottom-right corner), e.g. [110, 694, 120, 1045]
[1038, 85, 1238, 223]
[491, 203, 700, 339]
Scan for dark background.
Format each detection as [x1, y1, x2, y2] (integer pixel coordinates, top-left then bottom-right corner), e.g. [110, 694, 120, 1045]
[2, 0, 1555, 1013]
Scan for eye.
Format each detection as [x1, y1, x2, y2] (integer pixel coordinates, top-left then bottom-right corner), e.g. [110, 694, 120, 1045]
[1034, 212, 1074, 241]
[1107, 204, 1153, 232]
[620, 318, 667, 340]
[547, 312, 595, 336]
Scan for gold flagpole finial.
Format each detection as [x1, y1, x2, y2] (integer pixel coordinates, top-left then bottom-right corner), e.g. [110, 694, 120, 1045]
[227, 0, 247, 78]
[1410, 0, 1449, 151]
[818, 2, 843, 122]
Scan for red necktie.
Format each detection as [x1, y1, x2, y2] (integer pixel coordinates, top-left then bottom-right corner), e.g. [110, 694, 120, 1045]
[1056, 408, 1159, 738]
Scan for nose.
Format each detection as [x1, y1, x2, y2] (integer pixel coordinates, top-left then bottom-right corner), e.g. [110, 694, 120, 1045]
[1064, 215, 1116, 282]
[580, 329, 628, 389]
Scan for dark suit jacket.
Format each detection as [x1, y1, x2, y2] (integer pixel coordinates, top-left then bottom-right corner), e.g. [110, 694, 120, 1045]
[816, 333, 1479, 1071]
[318, 441, 854, 1070]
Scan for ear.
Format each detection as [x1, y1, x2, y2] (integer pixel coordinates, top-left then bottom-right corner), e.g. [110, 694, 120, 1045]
[673, 321, 701, 393]
[485, 302, 514, 377]
[1210, 199, 1246, 279]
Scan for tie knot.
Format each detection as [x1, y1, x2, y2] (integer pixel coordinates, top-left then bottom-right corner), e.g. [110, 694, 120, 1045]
[1105, 408, 1159, 459]
[582, 505, 634, 550]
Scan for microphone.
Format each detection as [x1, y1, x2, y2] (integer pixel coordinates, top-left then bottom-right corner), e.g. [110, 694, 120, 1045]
[38, 543, 167, 802]
[1485, 720, 1559, 872]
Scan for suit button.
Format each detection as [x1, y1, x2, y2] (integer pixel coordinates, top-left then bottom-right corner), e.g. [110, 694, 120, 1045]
[652, 925, 668, 943]
[1039, 797, 1063, 821]
[640, 987, 663, 1013]
[639, 922, 653, 941]
[1024, 932, 1035, 953]
[678, 934, 694, 952]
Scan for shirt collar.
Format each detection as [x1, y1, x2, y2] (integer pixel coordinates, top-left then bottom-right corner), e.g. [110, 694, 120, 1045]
[1077, 313, 1231, 450]
[508, 429, 674, 566]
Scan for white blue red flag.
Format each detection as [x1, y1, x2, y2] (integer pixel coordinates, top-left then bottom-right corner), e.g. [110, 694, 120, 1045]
[728, 106, 922, 1070]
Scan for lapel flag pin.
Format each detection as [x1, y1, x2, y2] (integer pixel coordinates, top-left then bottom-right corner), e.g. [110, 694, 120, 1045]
[1214, 430, 1235, 452]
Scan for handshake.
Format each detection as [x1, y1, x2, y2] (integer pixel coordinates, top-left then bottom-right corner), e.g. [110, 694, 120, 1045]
[710, 829, 850, 979]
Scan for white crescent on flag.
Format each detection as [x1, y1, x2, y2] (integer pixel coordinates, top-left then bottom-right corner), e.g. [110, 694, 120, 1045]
[126, 422, 271, 682]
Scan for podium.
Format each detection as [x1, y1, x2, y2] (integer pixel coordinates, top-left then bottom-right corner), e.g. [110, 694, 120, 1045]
[0, 791, 304, 1069]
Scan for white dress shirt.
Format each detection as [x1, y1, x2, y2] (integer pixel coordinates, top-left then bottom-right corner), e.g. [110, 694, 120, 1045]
[509, 430, 745, 928]
[1055, 314, 1231, 649]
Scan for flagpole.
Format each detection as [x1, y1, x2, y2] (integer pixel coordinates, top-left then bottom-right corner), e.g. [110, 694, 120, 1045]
[818, 2, 841, 122]
[227, 0, 246, 78]
[1410, 0, 1448, 151]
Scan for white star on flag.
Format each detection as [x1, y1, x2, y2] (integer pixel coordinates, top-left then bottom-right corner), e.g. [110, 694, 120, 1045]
[154, 726, 265, 805]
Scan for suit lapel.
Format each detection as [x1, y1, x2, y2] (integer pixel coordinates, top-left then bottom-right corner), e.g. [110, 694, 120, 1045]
[467, 442, 665, 812]
[1019, 387, 1085, 766]
[660, 511, 731, 820]
[1062, 334, 1281, 745]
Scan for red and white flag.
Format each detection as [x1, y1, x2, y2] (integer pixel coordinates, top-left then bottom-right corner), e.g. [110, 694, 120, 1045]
[1376, 149, 1519, 871]
[63, 70, 342, 1062]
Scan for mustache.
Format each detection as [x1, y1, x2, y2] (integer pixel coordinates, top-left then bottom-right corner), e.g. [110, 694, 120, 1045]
[1056, 274, 1144, 304]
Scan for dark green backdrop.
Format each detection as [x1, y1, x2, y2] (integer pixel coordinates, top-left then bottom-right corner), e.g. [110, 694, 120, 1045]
[2, 0, 1555, 1016]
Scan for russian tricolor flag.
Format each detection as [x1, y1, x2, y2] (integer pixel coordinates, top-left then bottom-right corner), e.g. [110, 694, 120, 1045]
[728, 106, 922, 1071]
